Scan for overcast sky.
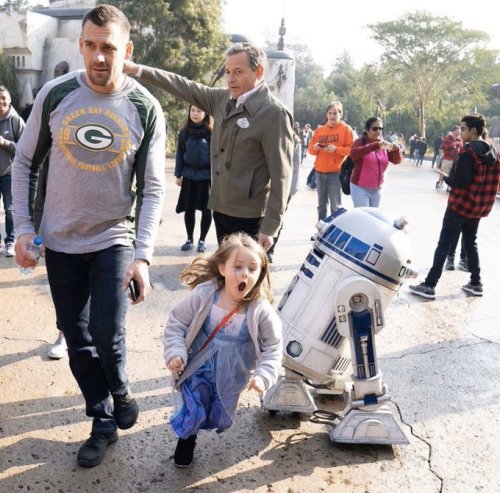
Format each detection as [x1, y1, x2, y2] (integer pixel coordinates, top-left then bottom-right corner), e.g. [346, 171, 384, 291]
[222, 0, 500, 73]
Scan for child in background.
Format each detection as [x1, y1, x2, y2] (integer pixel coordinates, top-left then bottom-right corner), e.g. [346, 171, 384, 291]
[175, 105, 213, 253]
[163, 233, 283, 467]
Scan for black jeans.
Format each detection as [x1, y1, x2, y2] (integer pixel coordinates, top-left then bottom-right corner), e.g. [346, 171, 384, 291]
[45, 244, 133, 432]
[0, 174, 14, 244]
[425, 208, 480, 288]
[213, 211, 262, 244]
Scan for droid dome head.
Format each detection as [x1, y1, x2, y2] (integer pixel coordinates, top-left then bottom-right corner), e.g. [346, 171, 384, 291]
[315, 208, 412, 297]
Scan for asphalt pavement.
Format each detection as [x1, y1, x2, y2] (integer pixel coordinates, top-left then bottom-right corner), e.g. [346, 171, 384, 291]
[1, 155, 499, 492]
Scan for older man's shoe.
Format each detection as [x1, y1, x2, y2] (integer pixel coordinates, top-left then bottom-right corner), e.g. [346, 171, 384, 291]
[113, 393, 139, 429]
[77, 431, 118, 467]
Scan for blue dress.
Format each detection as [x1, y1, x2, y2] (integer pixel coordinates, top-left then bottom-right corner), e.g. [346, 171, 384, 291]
[170, 295, 257, 439]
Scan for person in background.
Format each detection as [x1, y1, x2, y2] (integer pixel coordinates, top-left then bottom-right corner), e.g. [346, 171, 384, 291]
[432, 134, 444, 168]
[175, 105, 213, 253]
[416, 137, 427, 167]
[293, 121, 303, 163]
[349, 117, 402, 208]
[12, 5, 166, 467]
[409, 134, 417, 161]
[308, 101, 354, 224]
[164, 232, 282, 468]
[0, 86, 25, 258]
[409, 113, 500, 299]
[124, 42, 293, 252]
[437, 126, 462, 189]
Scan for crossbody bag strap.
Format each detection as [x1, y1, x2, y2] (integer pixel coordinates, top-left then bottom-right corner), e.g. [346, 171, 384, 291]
[199, 307, 238, 352]
[174, 306, 239, 389]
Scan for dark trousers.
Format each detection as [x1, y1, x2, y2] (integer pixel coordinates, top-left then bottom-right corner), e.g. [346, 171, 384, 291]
[45, 244, 133, 433]
[0, 174, 14, 244]
[425, 208, 480, 287]
[184, 209, 212, 242]
[447, 234, 466, 261]
[213, 211, 262, 244]
[306, 168, 316, 188]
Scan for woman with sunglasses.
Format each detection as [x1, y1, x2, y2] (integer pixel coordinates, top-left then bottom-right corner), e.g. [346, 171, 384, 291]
[349, 117, 402, 207]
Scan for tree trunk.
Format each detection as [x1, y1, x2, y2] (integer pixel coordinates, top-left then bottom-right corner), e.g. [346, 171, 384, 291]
[419, 98, 426, 138]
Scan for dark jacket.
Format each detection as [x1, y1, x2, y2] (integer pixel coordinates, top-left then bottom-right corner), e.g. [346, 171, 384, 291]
[445, 140, 500, 219]
[0, 106, 25, 176]
[175, 125, 211, 181]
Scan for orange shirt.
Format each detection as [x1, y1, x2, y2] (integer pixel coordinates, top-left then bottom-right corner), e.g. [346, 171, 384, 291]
[308, 122, 354, 173]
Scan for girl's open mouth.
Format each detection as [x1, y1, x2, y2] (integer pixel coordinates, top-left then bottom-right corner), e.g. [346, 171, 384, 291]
[238, 281, 247, 292]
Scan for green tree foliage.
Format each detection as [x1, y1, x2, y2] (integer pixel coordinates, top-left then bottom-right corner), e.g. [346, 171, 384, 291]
[288, 43, 332, 127]
[368, 11, 490, 138]
[101, 0, 229, 150]
[0, 50, 18, 105]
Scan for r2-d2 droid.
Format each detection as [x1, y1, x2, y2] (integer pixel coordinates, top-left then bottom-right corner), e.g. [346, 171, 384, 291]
[263, 207, 415, 445]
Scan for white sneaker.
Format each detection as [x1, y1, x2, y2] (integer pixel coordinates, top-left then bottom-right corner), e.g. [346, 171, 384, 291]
[5, 242, 14, 257]
[48, 334, 67, 359]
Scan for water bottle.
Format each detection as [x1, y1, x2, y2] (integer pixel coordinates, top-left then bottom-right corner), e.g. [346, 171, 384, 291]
[19, 236, 43, 275]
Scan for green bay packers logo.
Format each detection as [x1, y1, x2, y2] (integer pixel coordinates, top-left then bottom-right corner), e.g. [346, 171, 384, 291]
[75, 124, 114, 151]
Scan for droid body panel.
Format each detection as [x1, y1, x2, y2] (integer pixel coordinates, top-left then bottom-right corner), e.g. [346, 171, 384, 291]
[263, 208, 413, 444]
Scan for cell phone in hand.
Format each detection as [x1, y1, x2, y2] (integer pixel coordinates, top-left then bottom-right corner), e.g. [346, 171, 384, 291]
[128, 279, 139, 301]
[317, 143, 326, 148]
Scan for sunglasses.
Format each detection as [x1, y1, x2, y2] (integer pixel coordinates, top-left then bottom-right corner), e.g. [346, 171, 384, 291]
[369, 126, 383, 131]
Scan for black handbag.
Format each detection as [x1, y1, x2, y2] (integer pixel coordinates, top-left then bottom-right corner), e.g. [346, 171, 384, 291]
[340, 156, 354, 195]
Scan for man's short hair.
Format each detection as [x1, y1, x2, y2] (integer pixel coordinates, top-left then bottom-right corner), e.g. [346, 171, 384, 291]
[0, 85, 10, 96]
[82, 4, 131, 35]
[226, 42, 265, 71]
[461, 113, 486, 136]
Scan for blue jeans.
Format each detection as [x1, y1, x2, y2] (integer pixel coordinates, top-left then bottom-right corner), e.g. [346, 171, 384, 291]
[350, 182, 381, 208]
[425, 208, 480, 288]
[45, 244, 133, 433]
[0, 174, 14, 244]
[316, 171, 342, 221]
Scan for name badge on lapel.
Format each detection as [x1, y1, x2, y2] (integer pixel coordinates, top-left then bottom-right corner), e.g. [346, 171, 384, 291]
[237, 117, 249, 128]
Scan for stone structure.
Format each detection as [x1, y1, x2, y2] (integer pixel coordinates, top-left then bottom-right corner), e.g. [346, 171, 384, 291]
[0, 0, 92, 109]
[1, 1, 295, 114]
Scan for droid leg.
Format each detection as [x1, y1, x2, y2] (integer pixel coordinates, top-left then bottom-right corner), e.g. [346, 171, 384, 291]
[329, 309, 408, 444]
[262, 369, 317, 414]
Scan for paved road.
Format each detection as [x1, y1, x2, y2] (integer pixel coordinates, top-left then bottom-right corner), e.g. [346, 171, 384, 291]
[1, 156, 499, 492]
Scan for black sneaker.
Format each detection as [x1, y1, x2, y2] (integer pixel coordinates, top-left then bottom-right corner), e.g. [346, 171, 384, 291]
[113, 393, 139, 430]
[181, 240, 193, 251]
[174, 435, 197, 468]
[197, 240, 206, 253]
[409, 283, 436, 299]
[445, 257, 455, 270]
[77, 431, 118, 467]
[462, 282, 483, 296]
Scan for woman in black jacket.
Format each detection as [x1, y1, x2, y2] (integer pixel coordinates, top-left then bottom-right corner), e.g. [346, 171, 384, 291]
[175, 106, 213, 252]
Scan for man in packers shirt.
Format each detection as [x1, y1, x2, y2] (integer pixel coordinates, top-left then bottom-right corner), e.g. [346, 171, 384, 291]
[12, 4, 166, 468]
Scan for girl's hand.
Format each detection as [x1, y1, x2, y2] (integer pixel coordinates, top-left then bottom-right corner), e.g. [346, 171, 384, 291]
[175, 177, 182, 187]
[167, 356, 185, 372]
[247, 376, 265, 393]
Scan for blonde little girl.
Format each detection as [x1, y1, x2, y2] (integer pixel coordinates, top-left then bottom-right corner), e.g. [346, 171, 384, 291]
[163, 232, 283, 467]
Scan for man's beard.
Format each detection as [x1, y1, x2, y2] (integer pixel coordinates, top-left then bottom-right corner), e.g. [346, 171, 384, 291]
[87, 66, 111, 87]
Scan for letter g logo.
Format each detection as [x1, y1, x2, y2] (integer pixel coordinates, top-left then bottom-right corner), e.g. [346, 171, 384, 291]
[75, 124, 114, 151]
